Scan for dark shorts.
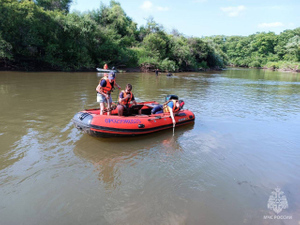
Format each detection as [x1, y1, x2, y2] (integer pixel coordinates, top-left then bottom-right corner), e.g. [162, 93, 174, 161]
[151, 105, 163, 114]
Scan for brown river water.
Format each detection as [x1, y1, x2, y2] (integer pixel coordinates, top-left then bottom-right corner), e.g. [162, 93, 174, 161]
[0, 69, 299, 225]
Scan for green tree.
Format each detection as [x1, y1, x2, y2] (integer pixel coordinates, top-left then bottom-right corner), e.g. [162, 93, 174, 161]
[0, 32, 12, 59]
[285, 35, 300, 61]
[251, 32, 277, 55]
[90, 0, 138, 47]
[34, 0, 72, 12]
[142, 32, 169, 59]
[138, 16, 165, 41]
[170, 36, 193, 69]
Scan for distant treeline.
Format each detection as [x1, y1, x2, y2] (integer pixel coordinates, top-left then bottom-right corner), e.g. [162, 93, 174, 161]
[0, 0, 299, 71]
[204, 29, 300, 71]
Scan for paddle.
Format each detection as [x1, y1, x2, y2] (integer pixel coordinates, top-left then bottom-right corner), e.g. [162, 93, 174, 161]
[173, 124, 175, 136]
[115, 88, 121, 103]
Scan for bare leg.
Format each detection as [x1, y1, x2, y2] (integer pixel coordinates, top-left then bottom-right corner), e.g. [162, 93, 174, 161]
[117, 105, 124, 116]
[100, 102, 105, 115]
[107, 100, 111, 116]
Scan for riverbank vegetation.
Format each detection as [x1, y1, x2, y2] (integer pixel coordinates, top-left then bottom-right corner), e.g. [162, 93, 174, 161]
[0, 0, 299, 72]
[205, 30, 300, 72]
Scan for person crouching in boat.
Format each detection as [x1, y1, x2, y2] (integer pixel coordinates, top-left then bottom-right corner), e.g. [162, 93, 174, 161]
[96, 72, 121, 115]
[151, 99, 184, 127]
[117, 83, 137, 116]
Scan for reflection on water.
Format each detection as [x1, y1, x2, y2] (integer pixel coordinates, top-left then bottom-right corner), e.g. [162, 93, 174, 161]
[73, 125, 193, 190]
[0, 69, 300, 225]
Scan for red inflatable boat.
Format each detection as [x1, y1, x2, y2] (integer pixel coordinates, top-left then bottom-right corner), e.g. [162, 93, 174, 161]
[72, 101, 195, 137]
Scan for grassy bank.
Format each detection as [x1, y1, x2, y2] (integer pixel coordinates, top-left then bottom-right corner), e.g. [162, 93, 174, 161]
[264, 61, 300, 72]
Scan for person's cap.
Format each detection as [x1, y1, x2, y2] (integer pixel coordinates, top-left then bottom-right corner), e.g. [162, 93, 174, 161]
[108, 72, 115, 80]
[112, 66, 116, 70]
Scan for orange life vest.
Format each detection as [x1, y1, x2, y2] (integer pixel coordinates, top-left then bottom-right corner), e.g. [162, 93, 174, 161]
[120, 90, 133, 106]
[163, 100, 180, 113]
[100, 77, 114, 94]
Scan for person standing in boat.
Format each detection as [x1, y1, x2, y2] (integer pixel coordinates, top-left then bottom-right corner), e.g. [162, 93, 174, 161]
[96, 72, 121, 115]
[117, 83, 137, 116]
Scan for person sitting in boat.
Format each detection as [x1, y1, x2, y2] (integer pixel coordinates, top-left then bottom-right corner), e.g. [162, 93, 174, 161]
[96, 72, 121, 115]
[103, 63, 108, 69]
[151, 99, 184, 127]
[117, 83, 137, 116]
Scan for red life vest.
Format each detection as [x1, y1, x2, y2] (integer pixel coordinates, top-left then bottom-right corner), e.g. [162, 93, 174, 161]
[120, 90, 133, 106]
[100, 77, 114, 94]
[163, 100, 180, 113]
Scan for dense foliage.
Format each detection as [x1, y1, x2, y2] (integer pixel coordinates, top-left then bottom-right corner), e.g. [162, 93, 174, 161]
[0, 0, 299, 71]
[205, 29, 300, 70]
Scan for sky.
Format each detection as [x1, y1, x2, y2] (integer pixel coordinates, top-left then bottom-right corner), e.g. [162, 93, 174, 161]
[70, 0, 300, 37]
